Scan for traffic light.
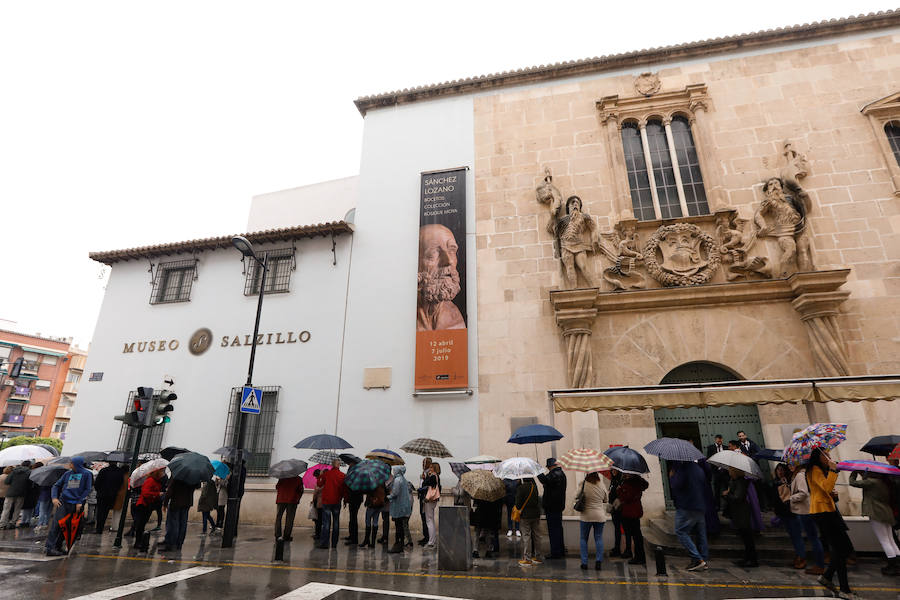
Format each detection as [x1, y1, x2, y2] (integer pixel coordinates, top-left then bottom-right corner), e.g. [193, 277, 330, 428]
[9, 357, 23, 378]
[114, 387, 152, 427]
[148, 389, 177, 425]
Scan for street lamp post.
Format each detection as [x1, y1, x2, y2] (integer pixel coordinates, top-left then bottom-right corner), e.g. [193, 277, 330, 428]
[221, 235, 268, 548]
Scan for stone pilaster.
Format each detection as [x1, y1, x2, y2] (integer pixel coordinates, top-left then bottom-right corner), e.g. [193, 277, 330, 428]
[549, 289, 600, 388]
[788, 270, 852, 377]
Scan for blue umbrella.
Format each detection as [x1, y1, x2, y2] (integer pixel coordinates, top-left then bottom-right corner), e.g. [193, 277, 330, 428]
[211, 460, 230, 478]
[754, 448, 786, 462]
[603, 446, 650, 474]
[644, 438, 705, 462]
[294, 434, 353, 450]
[508, 424, 564, 444]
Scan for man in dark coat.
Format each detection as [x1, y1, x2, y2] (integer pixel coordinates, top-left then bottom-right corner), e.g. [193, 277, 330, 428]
[538, 458, 567, 559]
[94, 463, 125, 534]
[1, 461, 32, 528]
[471, 497, 503, 558]
[670, 461, 710, 571]
[737, 431, 760, 458]
[706, 435, 730, 510]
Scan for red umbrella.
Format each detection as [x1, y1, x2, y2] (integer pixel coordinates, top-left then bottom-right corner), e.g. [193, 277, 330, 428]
[888, 443, 900, 462]
[58, 510, 84, 553]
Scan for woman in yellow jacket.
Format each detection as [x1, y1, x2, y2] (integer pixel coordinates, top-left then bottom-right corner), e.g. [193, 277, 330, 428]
[807, 448, 855, 599]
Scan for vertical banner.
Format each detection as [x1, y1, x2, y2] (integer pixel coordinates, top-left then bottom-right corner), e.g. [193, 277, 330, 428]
[415, 167, 468, 390]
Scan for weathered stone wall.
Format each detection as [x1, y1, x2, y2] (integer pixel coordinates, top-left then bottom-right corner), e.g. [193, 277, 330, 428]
[473, 32, 900, 493]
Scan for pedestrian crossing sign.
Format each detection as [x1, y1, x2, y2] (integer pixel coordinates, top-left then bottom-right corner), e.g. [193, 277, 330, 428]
[240, 386, 262, 414]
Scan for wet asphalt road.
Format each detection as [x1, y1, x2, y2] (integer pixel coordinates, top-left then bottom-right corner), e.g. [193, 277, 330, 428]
[1, 523, 899, 600]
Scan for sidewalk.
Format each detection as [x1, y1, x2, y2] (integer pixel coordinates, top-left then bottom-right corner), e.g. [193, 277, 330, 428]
[2, 521, 899, 595]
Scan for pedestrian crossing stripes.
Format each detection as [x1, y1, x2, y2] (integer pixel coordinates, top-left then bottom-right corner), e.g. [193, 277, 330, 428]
[275, 582, 472, 600]
[66, 566, 220, 599]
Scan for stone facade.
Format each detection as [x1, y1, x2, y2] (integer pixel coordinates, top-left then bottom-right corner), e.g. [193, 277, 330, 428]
[473, 31, 900, 512]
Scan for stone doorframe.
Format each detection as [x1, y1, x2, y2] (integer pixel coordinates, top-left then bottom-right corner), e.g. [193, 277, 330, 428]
[549, 269, 851, 389]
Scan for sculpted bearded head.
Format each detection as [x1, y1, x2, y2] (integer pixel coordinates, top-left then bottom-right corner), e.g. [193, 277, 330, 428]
[764, 177, 785, 199]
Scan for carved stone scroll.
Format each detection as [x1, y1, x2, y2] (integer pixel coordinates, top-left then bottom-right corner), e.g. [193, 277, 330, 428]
[550, 289, 600, 388]
[792, 291, 851, 376]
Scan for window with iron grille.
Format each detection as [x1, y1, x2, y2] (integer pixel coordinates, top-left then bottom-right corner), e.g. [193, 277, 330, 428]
[116, 390, 167, 454]
[150, 259, 197, 304]
[243, 248, 294, 296]
[223, 386, 279, 475]
[886, 121, 900, 167]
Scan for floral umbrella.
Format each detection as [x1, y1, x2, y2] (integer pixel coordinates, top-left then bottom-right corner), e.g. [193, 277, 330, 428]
[781, 422, 847, 466]
[889, 443, 900, 462]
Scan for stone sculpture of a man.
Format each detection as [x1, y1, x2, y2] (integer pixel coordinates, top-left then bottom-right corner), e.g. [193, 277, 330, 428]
[554, 195, 600, 288]
[754, 177, 813, 276]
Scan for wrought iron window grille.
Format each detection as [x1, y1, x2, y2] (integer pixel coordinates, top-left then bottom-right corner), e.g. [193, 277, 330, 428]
[149, 258, 198, 305]
[222, 385, 280, 476]
[242, 247, 295, 296]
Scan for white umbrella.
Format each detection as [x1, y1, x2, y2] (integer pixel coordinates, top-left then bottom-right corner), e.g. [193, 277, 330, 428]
[707, 450, 763, 479]
[130, 458, 169, 487]
[465, 454, 502, 464]
[493, 457, 545, 480]
[0, 444, 53, 467]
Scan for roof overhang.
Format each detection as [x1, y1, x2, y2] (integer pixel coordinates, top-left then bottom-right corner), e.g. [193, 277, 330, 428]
[550, 375, 900, 413]
[89, 221, 354, 265]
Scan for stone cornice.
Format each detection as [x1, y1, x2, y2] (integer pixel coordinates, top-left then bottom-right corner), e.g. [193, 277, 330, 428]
[354, 11, 900, 115]
[548, 269, 851, 314]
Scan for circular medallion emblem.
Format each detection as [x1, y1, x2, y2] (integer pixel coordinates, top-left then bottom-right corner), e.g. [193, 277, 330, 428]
[189, 328, 213, 356]
[634, 72, 661, 97]
[643, 223, 721, 287]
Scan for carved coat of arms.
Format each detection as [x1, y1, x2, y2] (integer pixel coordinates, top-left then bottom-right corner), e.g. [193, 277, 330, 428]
[644, 223, 720, 286]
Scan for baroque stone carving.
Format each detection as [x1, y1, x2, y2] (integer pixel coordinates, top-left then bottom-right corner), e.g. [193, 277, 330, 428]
[715, 211, 771, 281]
[549, 289, 599, 389]
[643, 223, 721, 287]
[536, 168, 601, 289]
[599, 221, 646, 290]
[634, 72, 660, 97]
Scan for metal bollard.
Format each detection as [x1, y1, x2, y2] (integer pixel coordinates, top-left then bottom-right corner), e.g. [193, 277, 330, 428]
[654, 545, 667, 576]
[274, 538, 285, 562]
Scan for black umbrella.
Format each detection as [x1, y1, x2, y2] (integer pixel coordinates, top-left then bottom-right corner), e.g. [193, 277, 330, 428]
[74, 451, 108, 462]
[860, 435, 900, 457]
[213, 446, 253, 461]
[34, 444, 60, 457]
[294, 434, 353, 450]
[754, 448, 787, 462]
[167, 452, 214, 485]
[160, 446, 190, 461]
[339, 453, 362, 466]
[104, 451, 127, 463]
[30, 464, 69, 487]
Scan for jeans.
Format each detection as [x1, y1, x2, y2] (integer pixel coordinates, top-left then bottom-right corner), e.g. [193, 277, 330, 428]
[365, 506, 380, 532]
[504, 501, 520, 532]
[163, 506, 189, 549]
[320, 503, 340, 547]
[674, 508, 708, 562]
[201, 511, 216, 533]
[546, 511, 565, 558]
[424, 501, 437, 545]
[520, 518, 544, 560]
[611, 512, 623, 553]
[580, 521, 605, 565]
[37, 498, 51, 527]
[0, 496, 24, 527]
[784, 513, 824, 566]
[45, 503, 78, 553]
[274, 504, 297, 539]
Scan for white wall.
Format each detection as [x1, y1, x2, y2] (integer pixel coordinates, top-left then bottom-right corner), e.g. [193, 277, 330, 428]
[336, 95, 479, 487]
[246, 176, 358, 232]
[65, 235, 352, 464]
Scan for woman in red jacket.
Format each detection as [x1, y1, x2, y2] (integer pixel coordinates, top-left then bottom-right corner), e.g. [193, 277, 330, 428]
[134, 471, 163, 552]
[616, 473, 649, 565]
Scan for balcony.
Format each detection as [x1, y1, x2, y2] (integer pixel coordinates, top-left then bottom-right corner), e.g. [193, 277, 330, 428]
[9, 386, 32, 401]
[20, 361, 39, 377]
[2, 414, 24, 425]
[55, 407, 73, 419]
[62, 381, 79, 394]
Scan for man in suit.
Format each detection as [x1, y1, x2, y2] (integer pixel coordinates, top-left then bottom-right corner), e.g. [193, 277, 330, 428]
[706, 435, 729, 511]
[737, 431, 760, 457]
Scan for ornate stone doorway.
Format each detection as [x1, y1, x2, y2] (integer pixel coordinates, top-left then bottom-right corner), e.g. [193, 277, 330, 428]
[653, 362, 765, 506]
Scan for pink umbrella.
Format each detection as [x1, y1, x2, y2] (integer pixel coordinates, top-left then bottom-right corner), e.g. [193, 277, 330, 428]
[303, 463, 331, 489]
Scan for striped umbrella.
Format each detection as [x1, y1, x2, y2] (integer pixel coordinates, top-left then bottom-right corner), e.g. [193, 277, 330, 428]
[644, 438, 704, 462]
[836, 460, 900, 477]
[345, 459, 392, 492]
[308, 450, 345, 465]
[400, 438, 452, 458]
[366, 449, 404, 465]
[557, 448, 614, 473]
[889, 443, 900, 462]
[782, 423, 847, 466]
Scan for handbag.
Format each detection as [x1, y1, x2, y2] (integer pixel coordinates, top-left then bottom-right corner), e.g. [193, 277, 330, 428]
[511, 484, 534, 522]
[425, 486, 440, 502]
[573, 481, 586, 512]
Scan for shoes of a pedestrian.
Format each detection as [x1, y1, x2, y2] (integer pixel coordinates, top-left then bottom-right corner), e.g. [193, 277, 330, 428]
[620, 550, 633, 560]
[595, 561, 602, 570]
[485, 551, 497, 559]
[45, 548, 66, 557]
[580, 563, 587, 570]
[733, 559, 759, 568]
[531, 557, 543, 565]
[609, 549, 621, 558]
[516, 531, 521, 538]
[150, 527, 161, 532]
[506, 530, 512, 537]
[836, 591, 859, 600]
[388, 544, 403, 554]
[686, 559, 707, 571]
[792, 556, 807, 569]
[627, 558, 645, 565]
[425, 542, 435, 548]
[418, 538, 428, 545]
[817, 575, 837, 592]
[518, 559, 532, 566]
[344, 540, 357, 546]
[804, 565, 825, 575]
[157, 544, 171, 552]
[472, 550, 480, 558]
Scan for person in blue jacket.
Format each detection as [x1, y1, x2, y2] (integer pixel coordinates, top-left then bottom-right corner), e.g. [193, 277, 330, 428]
[45, 457, 93, 556]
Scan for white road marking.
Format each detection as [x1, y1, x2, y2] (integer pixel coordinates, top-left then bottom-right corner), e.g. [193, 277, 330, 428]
[66, 566, 220, 599]
[276, 582, 473, 600]
[0, 551, 66, 562]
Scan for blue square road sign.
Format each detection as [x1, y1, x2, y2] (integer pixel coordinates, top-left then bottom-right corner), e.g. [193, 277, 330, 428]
[241, 386, 262, 414]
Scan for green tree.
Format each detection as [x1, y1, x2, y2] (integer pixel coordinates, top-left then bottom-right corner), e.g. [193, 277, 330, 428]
[0, 435, 63, 452]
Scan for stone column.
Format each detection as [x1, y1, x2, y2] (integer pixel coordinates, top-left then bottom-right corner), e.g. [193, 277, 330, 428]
[688, 96, 726, 212]
[598, 96, 634, 220]
[550, 289, 600, 388]
[791, 292, 851, 377]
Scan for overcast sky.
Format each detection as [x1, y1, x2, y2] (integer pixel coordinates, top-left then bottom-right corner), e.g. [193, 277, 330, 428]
[0, 0, 895, 346]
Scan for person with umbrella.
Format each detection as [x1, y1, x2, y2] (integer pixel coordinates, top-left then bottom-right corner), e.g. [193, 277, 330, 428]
[274, 473, 303, 542]
[387, 465, 413, 553]
[722, 465, 757, 568]
[471, 493, 503, 559]
[0, 460, 32, 529]
[503, 478, 520, 539]
[344, 486, 364, 546]
[133, 469, 164, 552]
[787, 463, 825, 575]
[417, 457, 433, 545]
[421, 462, 441, 548]
[669, 460, 710, 571]
[317, 458, 348, 549]
[93, 462, 125, 534]
[808, 447, 855, 597]
[538, 458, 566, 560]
[360, 480, 386, 549]
[197, 477, 219, 535]
[44, 457, 93, 556]
[159, 478, 198, 552]
[514, 476, 543, 566]
[19, 461, 42, 528]
[849, 468, 899, 575]
[616, 473, 648, 565]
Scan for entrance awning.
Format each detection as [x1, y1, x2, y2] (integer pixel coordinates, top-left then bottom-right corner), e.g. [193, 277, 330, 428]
[550, 375, 900, 413]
